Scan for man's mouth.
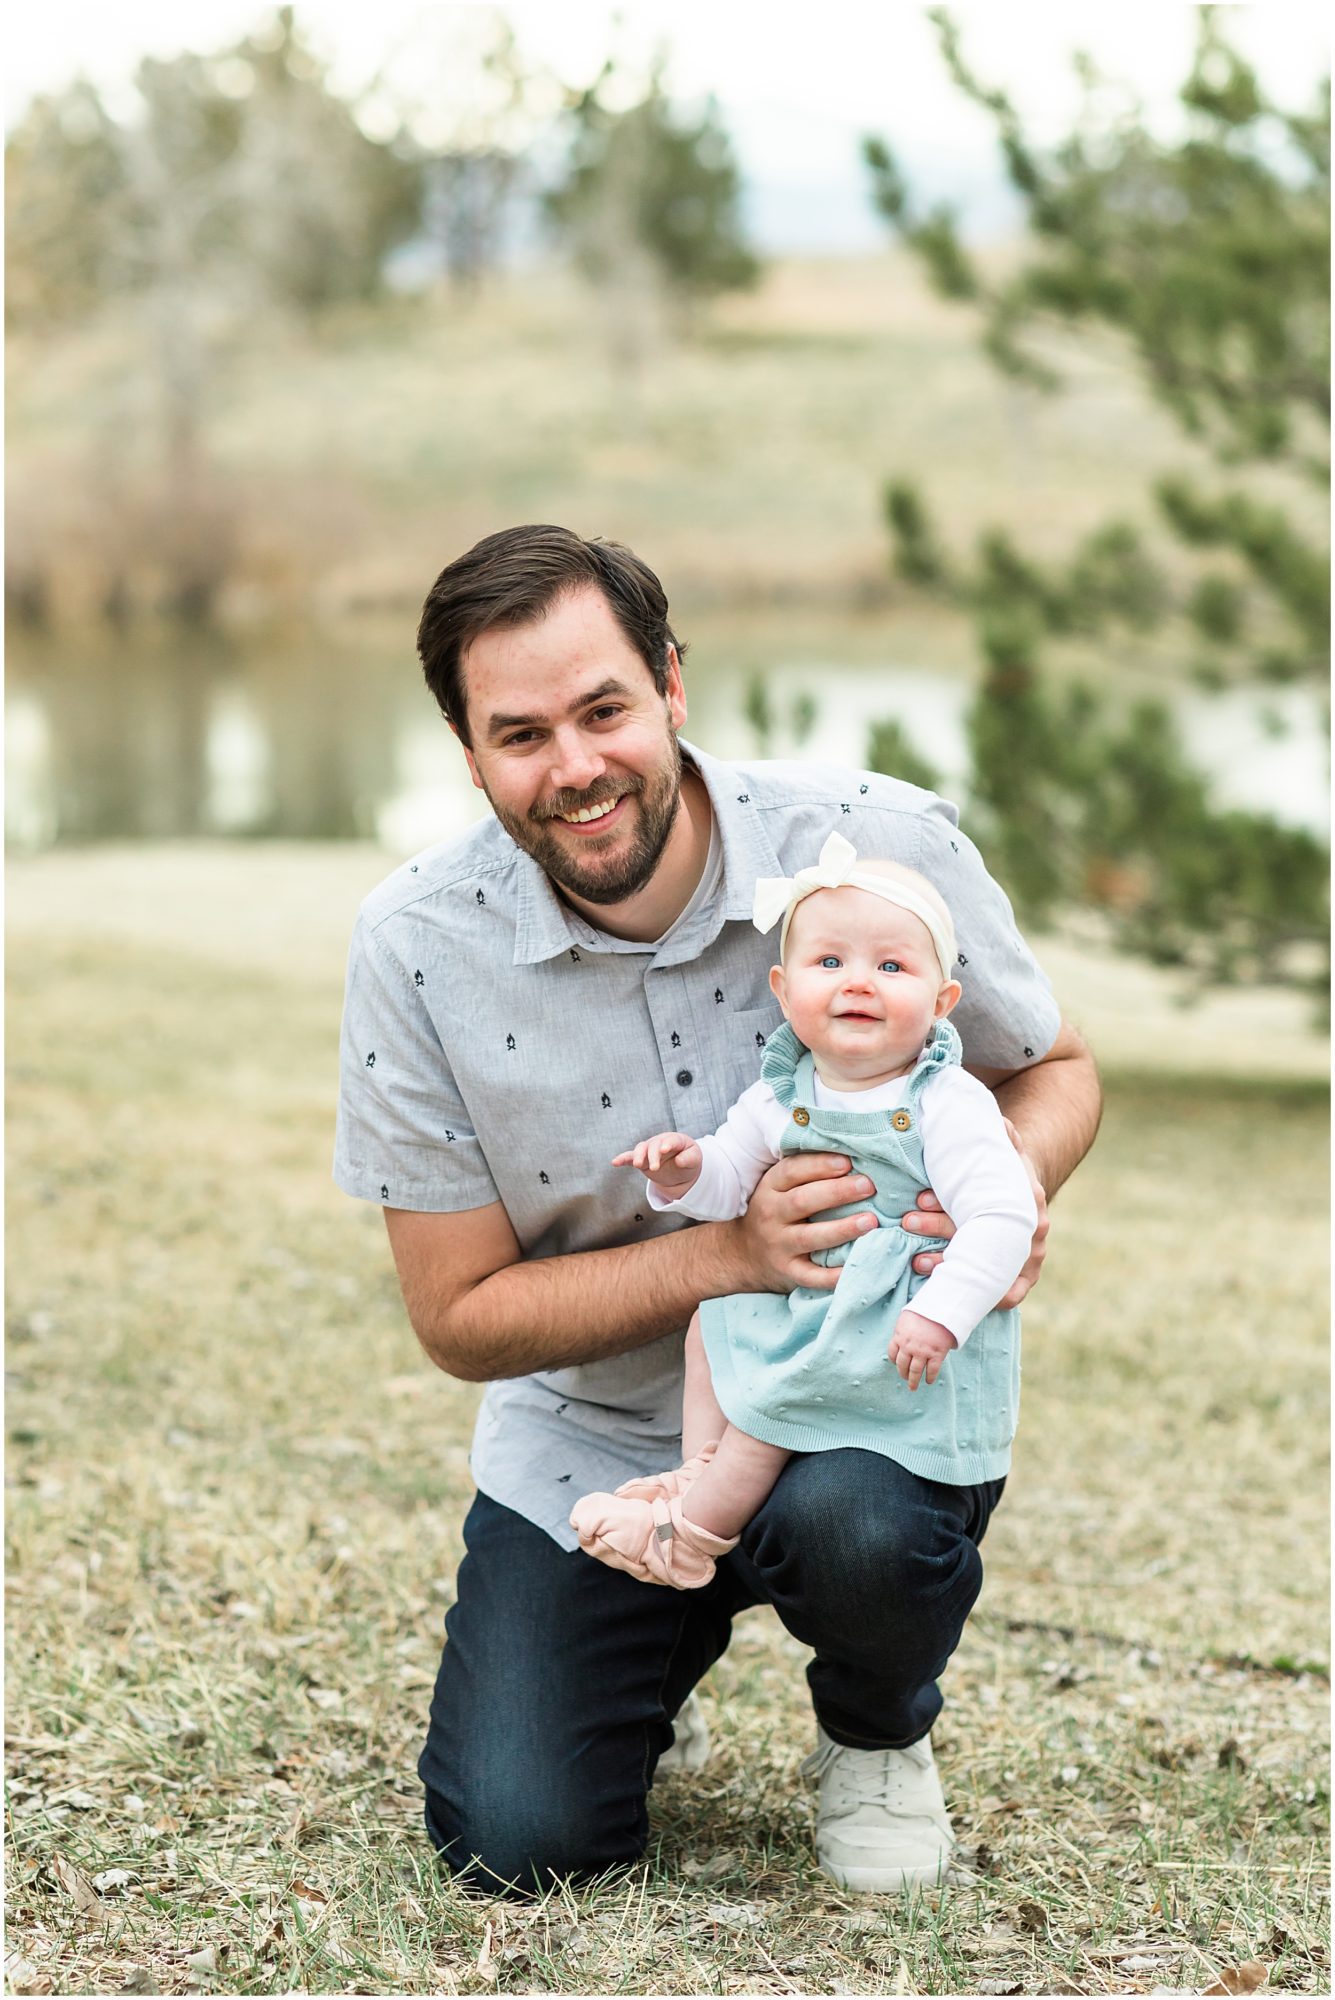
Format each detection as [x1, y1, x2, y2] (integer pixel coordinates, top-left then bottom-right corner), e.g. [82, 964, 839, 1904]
[554, 797, 621, 825]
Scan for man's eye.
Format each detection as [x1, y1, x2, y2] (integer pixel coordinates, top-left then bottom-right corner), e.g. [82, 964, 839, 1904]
[879, 960, 902, 974]
[590, 705, 623, 722]
[820, 956, 841, 969]
[502, 731, 539, 747]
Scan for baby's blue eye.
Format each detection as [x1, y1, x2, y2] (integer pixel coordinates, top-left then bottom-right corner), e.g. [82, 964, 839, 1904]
[879, 959, 902, 974]
[820, 955, 841, 970]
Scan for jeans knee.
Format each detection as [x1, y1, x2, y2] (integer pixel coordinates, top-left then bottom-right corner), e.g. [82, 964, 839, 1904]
[426, 1786, 643, 1896]
[755, 1453, 982, 1611]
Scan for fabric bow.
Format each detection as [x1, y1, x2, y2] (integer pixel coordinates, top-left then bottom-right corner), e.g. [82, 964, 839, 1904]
[752, 830, 861, 937]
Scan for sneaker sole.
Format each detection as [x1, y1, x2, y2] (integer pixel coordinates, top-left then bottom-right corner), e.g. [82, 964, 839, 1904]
[817, 1856, 951, 1892]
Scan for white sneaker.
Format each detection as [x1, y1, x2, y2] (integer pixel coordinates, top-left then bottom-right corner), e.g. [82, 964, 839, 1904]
[656, 1692, 711, 1775]
[801, 1726, 954, 1891]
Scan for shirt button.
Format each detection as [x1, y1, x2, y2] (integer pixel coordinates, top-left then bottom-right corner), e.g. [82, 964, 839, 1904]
[676, 1069, 693, 1087]
[792, 1107, 810, 1126]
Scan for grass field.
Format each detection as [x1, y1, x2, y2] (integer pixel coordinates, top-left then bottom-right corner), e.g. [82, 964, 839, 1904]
[12, 250, 1316, 648]
[5, 846, 1330, 1997]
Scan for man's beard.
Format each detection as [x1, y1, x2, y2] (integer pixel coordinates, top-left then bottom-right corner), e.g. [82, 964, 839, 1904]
[484, 732, 684, 906]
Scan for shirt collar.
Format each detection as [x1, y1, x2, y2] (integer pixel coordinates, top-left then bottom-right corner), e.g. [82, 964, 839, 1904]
[511, 739, 782, 965]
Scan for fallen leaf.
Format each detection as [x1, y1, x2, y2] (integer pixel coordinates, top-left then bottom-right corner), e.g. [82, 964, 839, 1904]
[93, 1868, 139, 1895]
[172, 1721, 207, 1749]
[1016, 1898, 1048, 1934]
[182, 1945, 216, 1972]
[120, 1970, 160, 1994]
[1217, 1737, 1247, 1771]
[476, 1921, 494, 1974]
[5, 1954, 53, 1995]
[1204, 1964, 1269, 1996]
[50, 1788, 98, 1811]
[306, 1688, 342, 1711]
[49, 1852, 99, 1911]
[704, 1901, 765, 1927]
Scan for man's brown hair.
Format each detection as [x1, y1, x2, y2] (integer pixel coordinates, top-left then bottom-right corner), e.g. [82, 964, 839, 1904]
[417, 525, 687, 746]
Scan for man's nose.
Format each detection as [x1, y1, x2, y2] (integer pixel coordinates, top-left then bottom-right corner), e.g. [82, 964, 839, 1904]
[548, 728, 606, 795]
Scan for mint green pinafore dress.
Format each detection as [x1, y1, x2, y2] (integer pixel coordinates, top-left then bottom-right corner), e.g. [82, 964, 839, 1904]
[698, 1019, 1021, 1486]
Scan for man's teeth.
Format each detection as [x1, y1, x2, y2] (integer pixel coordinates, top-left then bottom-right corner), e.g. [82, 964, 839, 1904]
[559, 799, 618, 824]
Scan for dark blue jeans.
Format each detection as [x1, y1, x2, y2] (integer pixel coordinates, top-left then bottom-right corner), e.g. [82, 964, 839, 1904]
[420, 1449, 1004, 1893]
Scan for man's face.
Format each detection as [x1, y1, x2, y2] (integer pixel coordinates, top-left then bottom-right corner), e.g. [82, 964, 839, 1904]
[457, 584, 688, 907]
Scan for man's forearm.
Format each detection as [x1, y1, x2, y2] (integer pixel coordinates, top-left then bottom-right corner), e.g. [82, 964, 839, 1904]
[438, 1221, 745, 1381]
[991, 1022, 1102, 1197]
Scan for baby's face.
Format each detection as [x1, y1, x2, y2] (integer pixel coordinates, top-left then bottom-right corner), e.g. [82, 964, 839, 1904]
[770, 885, 958, 1085]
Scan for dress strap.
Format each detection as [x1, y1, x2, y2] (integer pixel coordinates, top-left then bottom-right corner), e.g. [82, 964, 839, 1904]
[904, 1018, 962, 1109]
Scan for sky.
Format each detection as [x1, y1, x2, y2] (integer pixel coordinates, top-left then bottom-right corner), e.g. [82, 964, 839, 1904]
[6, 2, 1330, 249]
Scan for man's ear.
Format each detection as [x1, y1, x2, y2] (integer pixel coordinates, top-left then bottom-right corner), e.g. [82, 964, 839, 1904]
[769, 962, 789, 1016]
[664, 646, 687, 730]
[934, 978, 963, 1020]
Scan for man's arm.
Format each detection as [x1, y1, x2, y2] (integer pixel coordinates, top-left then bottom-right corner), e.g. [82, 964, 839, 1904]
[970, 1019, 1102, 1198]
[909, 1019, 1102, 1306]
[385, 1152, 880, 1382]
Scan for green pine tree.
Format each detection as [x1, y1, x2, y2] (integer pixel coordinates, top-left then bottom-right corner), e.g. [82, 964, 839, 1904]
[864, 8, 1328, 1005]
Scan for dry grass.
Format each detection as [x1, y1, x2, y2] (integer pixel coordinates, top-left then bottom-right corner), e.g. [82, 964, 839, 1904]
[12, 250, 1310, 641]
[5, 847, 1329, 1996]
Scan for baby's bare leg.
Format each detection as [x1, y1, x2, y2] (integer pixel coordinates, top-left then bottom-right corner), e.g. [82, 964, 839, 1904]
[681, 1425, 791, 1542]
[681, 1310, 728, 1461]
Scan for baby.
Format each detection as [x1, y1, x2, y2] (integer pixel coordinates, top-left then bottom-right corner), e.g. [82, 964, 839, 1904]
[569, 829, 1038, 1588]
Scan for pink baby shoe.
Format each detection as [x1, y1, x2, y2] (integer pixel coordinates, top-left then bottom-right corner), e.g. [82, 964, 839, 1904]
[569, 1491, 738, 1589]
[613, 1439, 720, 1504]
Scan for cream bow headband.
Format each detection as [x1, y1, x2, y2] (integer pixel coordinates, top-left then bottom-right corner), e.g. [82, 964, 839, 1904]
[752, 830, 958, 980]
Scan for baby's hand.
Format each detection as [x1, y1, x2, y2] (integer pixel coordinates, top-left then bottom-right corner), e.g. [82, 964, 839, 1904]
[888, 1308, 958, 1391]
[613, 1132, 704, 1197]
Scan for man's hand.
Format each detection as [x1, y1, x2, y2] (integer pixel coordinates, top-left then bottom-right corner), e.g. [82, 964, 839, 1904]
[901, 1118, 1049, 1308]
[888, 1308, 957, 1390]
[732, 1153, 879, 1295]
[613, 1131, 704, 1199]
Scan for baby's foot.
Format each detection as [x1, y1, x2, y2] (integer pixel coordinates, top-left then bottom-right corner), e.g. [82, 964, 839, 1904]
[614, 1439, 720, 1505]
[569, 1492, 738, 1590]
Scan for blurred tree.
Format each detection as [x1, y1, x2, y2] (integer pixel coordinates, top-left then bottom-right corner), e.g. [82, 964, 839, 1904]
[544, 61, 759, 364]
[866, 718, 941, 796]
[6, 9, 423, 330]
[6, 8, 423, 619]
[865, 7, 1329, 1000]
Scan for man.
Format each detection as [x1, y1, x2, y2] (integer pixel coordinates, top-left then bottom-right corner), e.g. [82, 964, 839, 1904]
[334, 524, 1101, 1896]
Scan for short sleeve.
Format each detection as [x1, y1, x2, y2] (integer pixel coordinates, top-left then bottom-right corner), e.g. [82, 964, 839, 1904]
[333, 914, 500, 1213]
[913, 811, 1061, 1072]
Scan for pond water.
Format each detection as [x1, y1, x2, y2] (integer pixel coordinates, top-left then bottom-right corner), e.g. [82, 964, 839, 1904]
[5, 620, 1328, 854]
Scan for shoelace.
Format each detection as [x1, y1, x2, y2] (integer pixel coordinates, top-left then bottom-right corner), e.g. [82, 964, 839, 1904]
[799, 1738, 926, 1813]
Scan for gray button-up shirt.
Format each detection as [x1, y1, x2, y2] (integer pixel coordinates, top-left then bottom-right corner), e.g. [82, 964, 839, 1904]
[334, 742, 1060, 1546]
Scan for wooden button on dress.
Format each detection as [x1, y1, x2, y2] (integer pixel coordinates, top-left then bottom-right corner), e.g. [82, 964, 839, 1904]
[792, 1107, 810, 1126]
[892, 1110, 913, 1132]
